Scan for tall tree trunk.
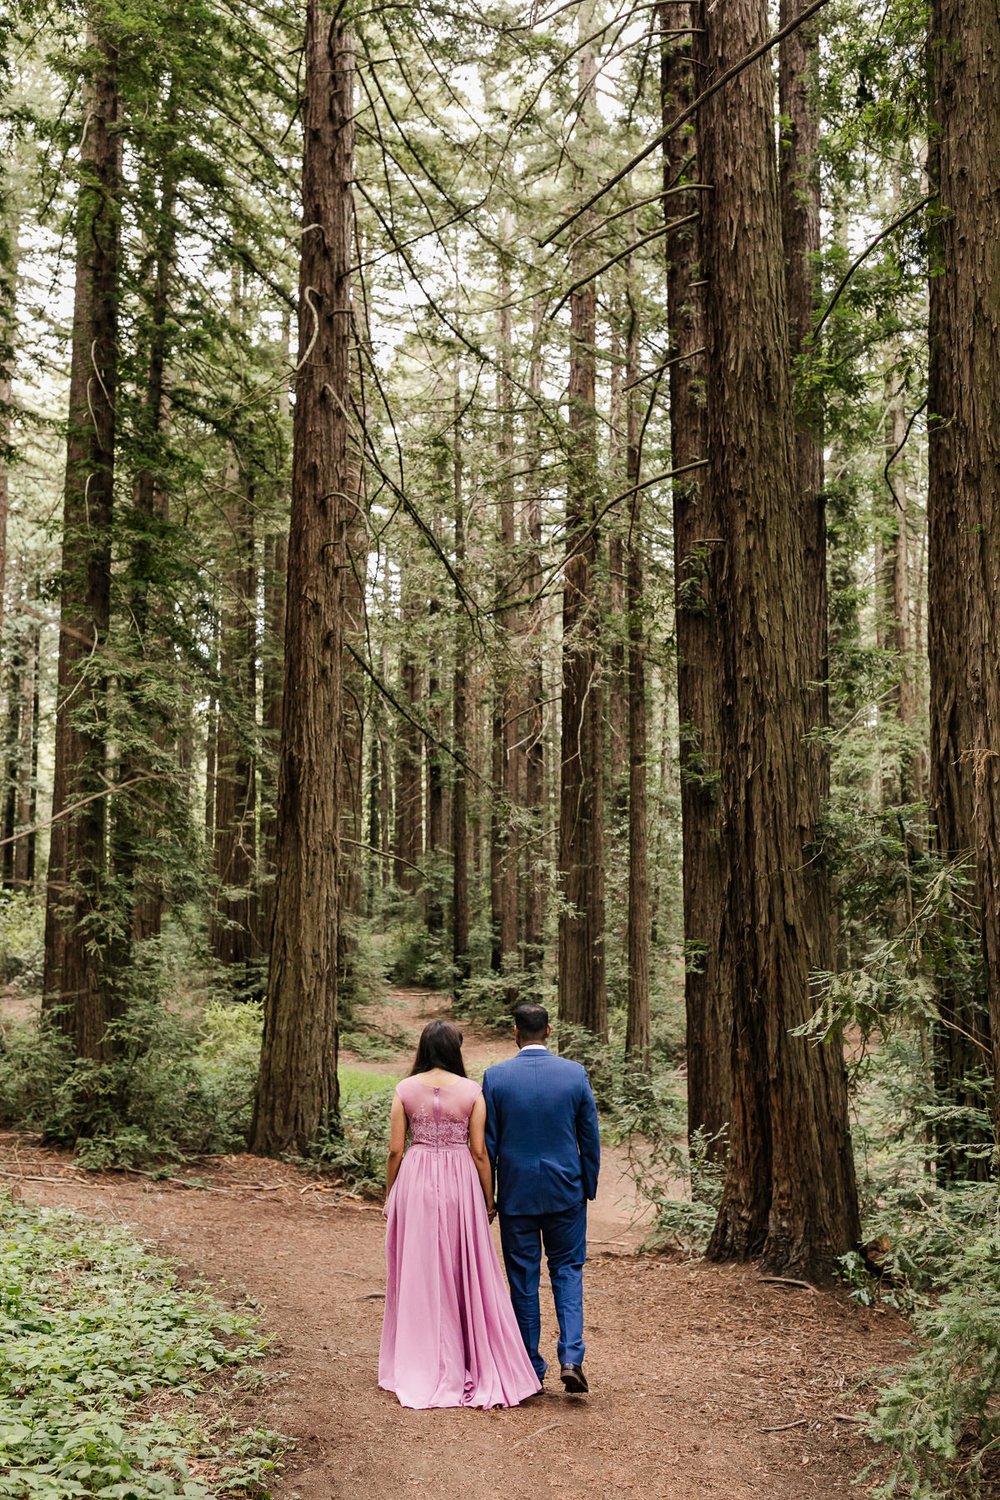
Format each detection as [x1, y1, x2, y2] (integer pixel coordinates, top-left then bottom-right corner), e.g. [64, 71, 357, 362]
[927, 0, 999, 1158]
[779, 0, 835, 984]
[558, 21, 607, 1042]
[338, 446, 366, 981]
[260, 317, 291, 949]
[522, 294, 546, 975]
[15, 604, 40, 891]
[114, 154, 177, 952]
[452, 375, 471, 984]
[699, 0, 859, 1280]
[0, 215, 18, 653]
[394, 568, 422, 893]
[209, 456, 258, 984]
[661, 5, 728, 1145]
[251, 4, 354, 1155]
[624, 283, 649, 1067]
[42, 25, 120, 1060]
[490, 238, 520, 985]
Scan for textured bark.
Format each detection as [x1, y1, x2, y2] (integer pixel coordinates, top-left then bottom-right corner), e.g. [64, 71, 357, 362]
[114, 156, 177, 951]
[0, 217, 17, 653]
[558, 24, 607, 1041]
[209, 458, 258, 980]
[927, 0, 1000, 1153]
[42, 27, 120, 1058]
[338, 448, 366, 973]
[251, 5, 353, 1155]
[624, 288, 649, 1068]
[779, 0, 834, 984]
[260, 526, 287, 947]
[260, 320, 290, 949]
[660, 5, 728, 1144]
[451, 376, 470, 981]
[393, 570, 422, 892]
[489, 245, 520, 982]
[522, 294, 546, 974]
[699, 0, 860, 1279]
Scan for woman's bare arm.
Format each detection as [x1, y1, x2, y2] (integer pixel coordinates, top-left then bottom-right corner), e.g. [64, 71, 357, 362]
[385, 1092, 407, 1202]
[469, 1094, 497, 1220]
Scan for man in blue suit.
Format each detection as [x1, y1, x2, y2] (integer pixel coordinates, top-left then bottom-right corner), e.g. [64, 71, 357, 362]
[483, 1003, 600, 1393]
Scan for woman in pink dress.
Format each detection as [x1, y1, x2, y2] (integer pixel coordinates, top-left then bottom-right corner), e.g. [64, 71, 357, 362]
[378, 1020, 542, 1410]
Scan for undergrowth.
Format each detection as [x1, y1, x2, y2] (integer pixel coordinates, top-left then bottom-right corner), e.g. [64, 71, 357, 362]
[0, 1194, 285, 1499]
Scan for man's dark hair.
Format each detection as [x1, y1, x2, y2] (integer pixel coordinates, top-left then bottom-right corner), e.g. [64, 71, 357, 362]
[514, 1003, 549, 1040]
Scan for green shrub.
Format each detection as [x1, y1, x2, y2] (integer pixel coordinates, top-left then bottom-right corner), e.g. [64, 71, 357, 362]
[0, 893, 44, 988]
[305, 1079, 395, 1194]
[0, 1193, 285, 1498]
[0, 987, 262, 1166]
[867, 1222, 1000, 1499]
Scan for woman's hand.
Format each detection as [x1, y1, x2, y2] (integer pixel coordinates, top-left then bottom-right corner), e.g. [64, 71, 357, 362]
[487, 1202, 498, 1224]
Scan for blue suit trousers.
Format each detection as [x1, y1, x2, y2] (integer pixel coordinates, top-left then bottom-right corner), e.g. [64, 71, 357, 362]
[499, 1203, 587, 1380]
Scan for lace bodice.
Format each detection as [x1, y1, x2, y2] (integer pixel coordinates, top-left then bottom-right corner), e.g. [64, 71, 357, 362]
[397, 1075, 480, 1148]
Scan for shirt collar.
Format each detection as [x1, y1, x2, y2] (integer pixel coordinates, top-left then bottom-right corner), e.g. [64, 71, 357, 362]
[519, 1044, 549, 1052]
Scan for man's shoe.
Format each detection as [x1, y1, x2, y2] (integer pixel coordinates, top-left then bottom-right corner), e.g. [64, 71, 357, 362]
[560, 1363, 589, 1394]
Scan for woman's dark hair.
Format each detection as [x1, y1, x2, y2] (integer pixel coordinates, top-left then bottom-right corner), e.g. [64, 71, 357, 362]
[409, 1019, 467, 1077]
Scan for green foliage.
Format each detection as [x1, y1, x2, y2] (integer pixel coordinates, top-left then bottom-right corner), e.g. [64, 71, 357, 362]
[304, 1077, 395, 1195]
[866, 1221, 1000, 1499]
[380, 910, 458, 992]
[0, 894, 44, 987]
[0, 956, 263, 1165]
[0, 1193, 284, 1498]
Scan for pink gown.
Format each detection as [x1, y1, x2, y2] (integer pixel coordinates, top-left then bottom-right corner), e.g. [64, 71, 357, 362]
[378, 1075, 542, 1409]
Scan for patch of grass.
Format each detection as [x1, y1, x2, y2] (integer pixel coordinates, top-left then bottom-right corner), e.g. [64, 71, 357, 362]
[339, 1066, 400, 1101]
[0, 1193, 286, 1498]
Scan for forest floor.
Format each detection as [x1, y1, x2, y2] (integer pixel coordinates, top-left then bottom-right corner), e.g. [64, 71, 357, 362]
[0, 987, 908, 1500]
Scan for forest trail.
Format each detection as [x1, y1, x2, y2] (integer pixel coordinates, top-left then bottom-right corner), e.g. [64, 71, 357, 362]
[0, 989, 905, 1499]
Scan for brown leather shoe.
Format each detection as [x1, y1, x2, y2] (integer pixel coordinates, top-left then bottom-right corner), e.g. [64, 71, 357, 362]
[560, 1363, 589, 1393]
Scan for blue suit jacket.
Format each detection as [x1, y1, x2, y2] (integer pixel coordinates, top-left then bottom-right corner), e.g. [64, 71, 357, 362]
[483, 1048, 601, 1216]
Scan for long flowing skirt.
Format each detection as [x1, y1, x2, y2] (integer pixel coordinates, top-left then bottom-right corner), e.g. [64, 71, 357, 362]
[379, 1144, 542, 1409]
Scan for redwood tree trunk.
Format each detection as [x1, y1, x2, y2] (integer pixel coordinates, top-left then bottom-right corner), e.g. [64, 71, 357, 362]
[251, 4, 353, 1155]
[42, 26, 120, 1059]
[394, 569, 422, 893]
[927, 0, 1000, 1151]
[452, 374, 470, 982]
[624, 286, 649, 1067]
[779, 0, 835, 985]
[522, 294, 546, 975]
[699, 0, 859, 1279]
[661, 5, 728, 1143]
[558, 26, 607, 1041]
[490, 246, 520, 985]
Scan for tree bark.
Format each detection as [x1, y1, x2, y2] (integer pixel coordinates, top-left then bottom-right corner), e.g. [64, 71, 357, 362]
[558, 21, 607, 1042]
[779, 0, 835, 985]
[260, 318, 291, 950]
[522, 293, 546, 975]
[927, 0, 1000, 1156]
[624, 283, 649, 1068]
[251, 4, 354, 1155]
[451, 373, 471, 983]
[660, 4, 728, 1144]
[490, 238, 520, 984]
[42, 24, 120, 1059]
[394, 567, 423, 893]
[699, 0, 860, 1279]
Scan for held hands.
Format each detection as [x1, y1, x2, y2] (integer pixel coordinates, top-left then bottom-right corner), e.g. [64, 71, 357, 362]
[487, 1203, 498, 1224]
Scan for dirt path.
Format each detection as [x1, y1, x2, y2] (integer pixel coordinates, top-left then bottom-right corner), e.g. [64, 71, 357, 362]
[0, 988, 906, 1499]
